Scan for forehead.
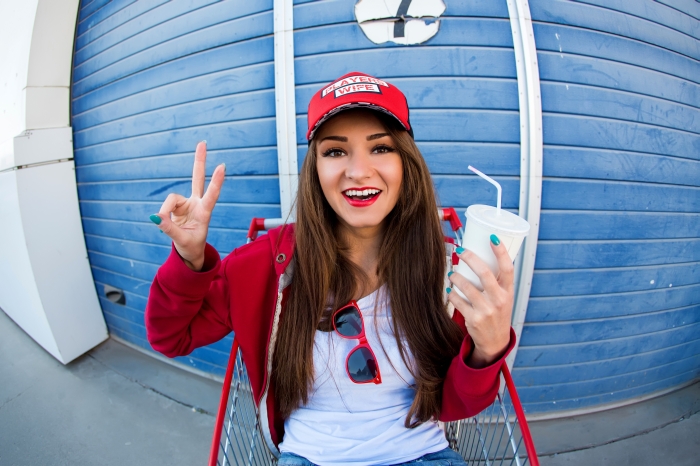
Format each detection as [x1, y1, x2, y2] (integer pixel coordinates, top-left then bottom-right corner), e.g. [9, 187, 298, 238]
[315, 109, 388, 139]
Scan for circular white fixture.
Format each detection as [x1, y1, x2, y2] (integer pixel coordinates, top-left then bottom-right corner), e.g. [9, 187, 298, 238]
[355, 0, 446, 45]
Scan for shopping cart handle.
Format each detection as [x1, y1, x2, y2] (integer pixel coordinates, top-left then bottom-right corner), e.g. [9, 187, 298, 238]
[440, 207, 463, 233]
[502, 362, 540, 466]
[247, 218, 266, 242]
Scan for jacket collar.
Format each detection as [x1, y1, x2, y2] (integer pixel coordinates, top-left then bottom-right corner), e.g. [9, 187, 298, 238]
[267, 223, 296, 277]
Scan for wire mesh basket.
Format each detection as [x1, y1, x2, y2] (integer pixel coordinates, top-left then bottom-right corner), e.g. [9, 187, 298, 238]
[445, 363, 537, 466]
[210, 340, 538, 466]
[209, 213, 538, 466]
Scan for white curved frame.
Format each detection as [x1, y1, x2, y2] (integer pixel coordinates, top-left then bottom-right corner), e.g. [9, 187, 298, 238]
[274, 0, 298, 220]
[0, 0, 106, 364]
[505, 0, 544, 370]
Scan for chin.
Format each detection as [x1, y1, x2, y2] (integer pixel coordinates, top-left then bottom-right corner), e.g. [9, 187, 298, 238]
[337, 211, 389, 231]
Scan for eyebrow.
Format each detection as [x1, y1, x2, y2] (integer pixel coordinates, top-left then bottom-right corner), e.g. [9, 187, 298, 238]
[319, 133, 390, 143]
[319, 135, 347, 143]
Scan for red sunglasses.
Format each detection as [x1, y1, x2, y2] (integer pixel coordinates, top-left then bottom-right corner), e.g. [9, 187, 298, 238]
[332, 301, 382, 385]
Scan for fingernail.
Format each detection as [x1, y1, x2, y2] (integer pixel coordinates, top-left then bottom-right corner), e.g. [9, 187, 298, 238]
[149, 214, 162, 225]
[455, 247, 465, 254]
[221, 163, 226, 171]
[448, 271, 454, 277]
[490, 234, 500, 246]
[202, 140, 207, 145]
[159, 230, 164, 234]
[446, 287, 452, 294]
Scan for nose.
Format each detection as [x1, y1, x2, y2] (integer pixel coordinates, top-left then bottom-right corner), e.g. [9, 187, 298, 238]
[345, 152, 373, 181]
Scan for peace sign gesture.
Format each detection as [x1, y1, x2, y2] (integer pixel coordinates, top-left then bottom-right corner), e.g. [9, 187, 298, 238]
[447, 238, 514, 368]
[149, 141, 225, 271]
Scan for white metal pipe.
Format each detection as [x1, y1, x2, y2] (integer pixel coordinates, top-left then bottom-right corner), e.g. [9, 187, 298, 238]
[273, 0, 298, 220]
[505, 0, 544, 371]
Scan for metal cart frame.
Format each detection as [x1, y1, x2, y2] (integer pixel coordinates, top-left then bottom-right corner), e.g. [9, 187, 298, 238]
[209, 211, 539, 466]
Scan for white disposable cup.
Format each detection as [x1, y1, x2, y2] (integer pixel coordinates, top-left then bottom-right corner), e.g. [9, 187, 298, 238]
[454, 205, 530, 300]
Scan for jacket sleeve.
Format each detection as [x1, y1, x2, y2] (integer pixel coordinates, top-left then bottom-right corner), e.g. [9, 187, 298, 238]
[145, 243, 233, 358]
[439, 327, 517, 421]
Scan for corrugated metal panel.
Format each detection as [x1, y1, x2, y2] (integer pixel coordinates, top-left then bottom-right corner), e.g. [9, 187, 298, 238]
[514, 0, 700, 413]
[292, 0, 521, 215]
[71, 0, 699, 408]
[73, 0, 522, 377]
[71, 0, 279, 376]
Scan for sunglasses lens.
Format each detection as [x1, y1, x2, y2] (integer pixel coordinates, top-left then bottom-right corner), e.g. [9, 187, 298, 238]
[334, 306, 363, 337]
[347, 347, 378, 383]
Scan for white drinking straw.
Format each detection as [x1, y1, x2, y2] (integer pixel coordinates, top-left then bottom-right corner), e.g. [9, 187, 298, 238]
[468, 165, 502, 212]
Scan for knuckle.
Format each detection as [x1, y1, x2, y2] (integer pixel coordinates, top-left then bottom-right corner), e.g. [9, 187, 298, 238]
[492, 295, 505, 309]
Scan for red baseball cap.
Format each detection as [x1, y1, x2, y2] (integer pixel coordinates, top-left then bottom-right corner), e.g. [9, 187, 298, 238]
[306, 72, 412, 141]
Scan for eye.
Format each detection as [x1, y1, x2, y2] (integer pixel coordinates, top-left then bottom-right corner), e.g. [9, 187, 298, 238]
[322, 147, 346, 158]
[372, 144, 396, 154]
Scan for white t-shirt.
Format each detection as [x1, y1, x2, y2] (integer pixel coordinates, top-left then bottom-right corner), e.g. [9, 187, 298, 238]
[278, 287, 448, 465]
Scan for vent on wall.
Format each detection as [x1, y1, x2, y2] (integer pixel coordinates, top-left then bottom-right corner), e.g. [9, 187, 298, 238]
[103, 285, 125, 306]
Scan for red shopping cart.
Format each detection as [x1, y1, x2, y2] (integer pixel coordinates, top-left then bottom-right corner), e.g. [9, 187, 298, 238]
[209, 210, 539, 466]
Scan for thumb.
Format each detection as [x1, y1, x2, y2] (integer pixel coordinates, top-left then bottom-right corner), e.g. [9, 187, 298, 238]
[149, 213, 186, 245]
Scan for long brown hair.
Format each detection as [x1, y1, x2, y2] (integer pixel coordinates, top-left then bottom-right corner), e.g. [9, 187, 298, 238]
[272, 113, 464, 427]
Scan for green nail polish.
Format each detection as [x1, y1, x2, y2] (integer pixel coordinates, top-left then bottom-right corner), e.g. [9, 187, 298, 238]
[448, 271, 454, 277]
[446, 287, 452, 294]
[149, 214, 162, 225]
[455, 247, 465, 254]
[221, 163, 226, 170]
[490, 234, 500, 246]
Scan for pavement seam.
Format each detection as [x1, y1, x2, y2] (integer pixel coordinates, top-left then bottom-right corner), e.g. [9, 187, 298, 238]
[86, 353, 216, 417]
[0, 389, 26, 411]
[539, 410, 699, 458]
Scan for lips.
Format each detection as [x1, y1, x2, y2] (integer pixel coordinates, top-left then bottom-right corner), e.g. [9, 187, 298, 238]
[342, 187, 382, 207]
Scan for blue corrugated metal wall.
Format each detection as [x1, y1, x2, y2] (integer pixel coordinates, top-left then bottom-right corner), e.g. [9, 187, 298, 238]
[71, 0, 279, 376]
[72, 0, 699, 415]
[293, 0, 521, 221]
[513, 0, 700, 413]
[71, 0, 522, 376]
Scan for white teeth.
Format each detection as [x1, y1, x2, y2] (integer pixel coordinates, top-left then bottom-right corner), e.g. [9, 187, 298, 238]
[345, 188, 380, 197]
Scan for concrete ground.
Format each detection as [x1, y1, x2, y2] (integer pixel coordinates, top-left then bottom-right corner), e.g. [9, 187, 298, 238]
[1, 308, 699, 465]
[0, 310, 218, 465]
[534, 382, 700, 465]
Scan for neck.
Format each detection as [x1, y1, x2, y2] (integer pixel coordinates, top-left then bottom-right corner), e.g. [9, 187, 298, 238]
[338, 223, 385, 298]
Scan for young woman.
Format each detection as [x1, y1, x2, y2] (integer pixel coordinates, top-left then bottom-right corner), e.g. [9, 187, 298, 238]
[146, 72, 515, 466]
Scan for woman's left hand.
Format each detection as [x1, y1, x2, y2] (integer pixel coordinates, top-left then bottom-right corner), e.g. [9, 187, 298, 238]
[447, 238, 514, 368]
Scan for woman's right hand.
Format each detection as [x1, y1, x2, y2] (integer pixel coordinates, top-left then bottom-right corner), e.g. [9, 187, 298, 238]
[150, 141, 225, 271]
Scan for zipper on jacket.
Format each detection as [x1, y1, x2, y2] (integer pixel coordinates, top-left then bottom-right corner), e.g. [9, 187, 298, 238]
[259, 263, 292, 458]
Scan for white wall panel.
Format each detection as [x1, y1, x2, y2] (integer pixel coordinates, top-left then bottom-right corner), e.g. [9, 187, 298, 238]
[0, 0, 107, 364]
[16, 159, 107, 363]
[0, 170, 60, 358]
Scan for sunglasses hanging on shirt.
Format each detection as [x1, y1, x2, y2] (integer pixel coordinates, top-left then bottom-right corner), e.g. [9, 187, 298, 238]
[333, 301, 382, 385]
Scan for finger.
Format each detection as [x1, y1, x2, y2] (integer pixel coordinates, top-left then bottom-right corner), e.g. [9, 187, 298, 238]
[458, 249, 501, 297]
[449, 270, 488, 313]
[447, 289, 474, 321]
[192, 141, 207, 198]
[153, 193, 188, 243]
[158, 193, 188, 217]
[202, 163, 226, 212]
[154, 210, 188, 245]
[490, 235, 515, 288]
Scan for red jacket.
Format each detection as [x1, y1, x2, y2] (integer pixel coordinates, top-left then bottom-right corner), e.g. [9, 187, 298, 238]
[145, 224, 515, 457]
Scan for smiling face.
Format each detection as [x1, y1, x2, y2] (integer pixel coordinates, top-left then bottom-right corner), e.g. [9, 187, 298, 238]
[314, 109, 403, 236]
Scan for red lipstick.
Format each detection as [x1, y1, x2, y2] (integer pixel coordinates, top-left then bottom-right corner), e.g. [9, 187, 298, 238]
[342, 187, 382, 207]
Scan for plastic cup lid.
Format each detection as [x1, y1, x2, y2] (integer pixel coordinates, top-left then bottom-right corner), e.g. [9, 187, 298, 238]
[466, 204, 530, 236]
